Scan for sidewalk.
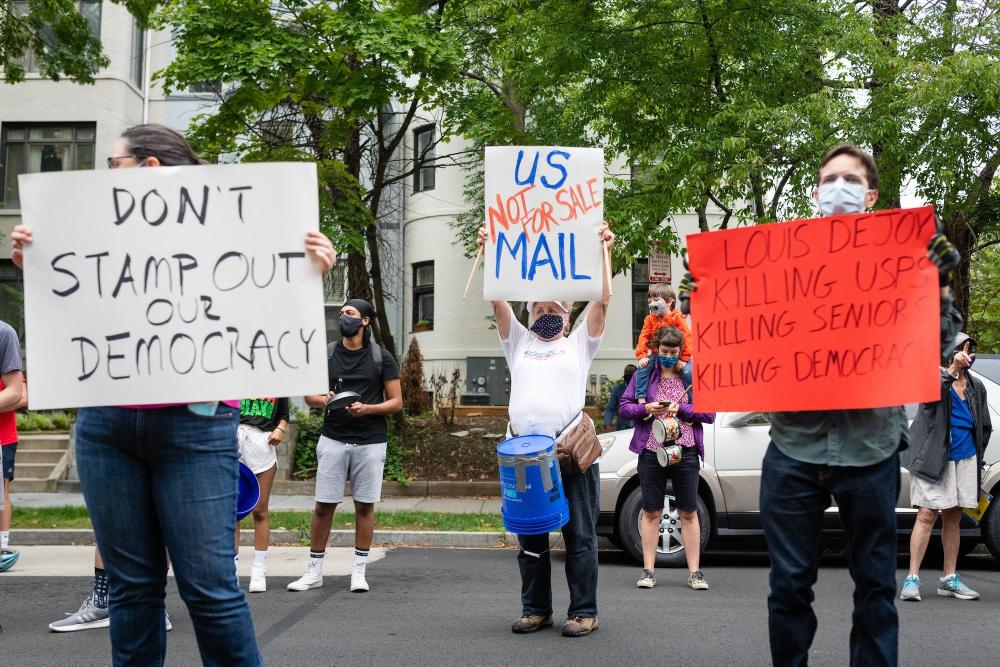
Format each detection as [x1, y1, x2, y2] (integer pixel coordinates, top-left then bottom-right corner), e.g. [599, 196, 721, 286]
[11, 492, 500, 514]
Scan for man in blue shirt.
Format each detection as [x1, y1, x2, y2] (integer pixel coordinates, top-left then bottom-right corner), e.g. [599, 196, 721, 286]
[603, 364, 637, 432]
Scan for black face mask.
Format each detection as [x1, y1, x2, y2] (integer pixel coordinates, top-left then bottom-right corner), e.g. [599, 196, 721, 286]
[339, 315, 363, 338]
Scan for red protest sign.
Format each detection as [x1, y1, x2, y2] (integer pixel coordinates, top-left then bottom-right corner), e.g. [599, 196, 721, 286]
[687, 206, 940, 412]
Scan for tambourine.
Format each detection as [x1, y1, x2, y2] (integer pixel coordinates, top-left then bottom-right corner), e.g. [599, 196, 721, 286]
[326, 390, 361, 411]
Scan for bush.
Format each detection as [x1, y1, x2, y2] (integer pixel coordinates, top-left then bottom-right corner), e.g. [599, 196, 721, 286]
[399, 338, 429, 415]
[291, 408, 324, 479]
[384, 415, 407, 484]
[17, 410, 74, 432]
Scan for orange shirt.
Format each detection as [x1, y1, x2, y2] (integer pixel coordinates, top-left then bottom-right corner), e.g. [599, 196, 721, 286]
[635, 311, 692, 362]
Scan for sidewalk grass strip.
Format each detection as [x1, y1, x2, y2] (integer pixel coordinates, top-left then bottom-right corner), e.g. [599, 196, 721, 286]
[12, 507, 505, 533]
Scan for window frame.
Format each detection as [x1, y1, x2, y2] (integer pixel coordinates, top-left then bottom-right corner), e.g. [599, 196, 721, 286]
[412, 124, 436, 193]
[12, 0, 102, 73]
[412, 261, 434, 330]
[0, 122, 97, 209]
[631, 259, 650, 347]
[131, 19, 145, 89]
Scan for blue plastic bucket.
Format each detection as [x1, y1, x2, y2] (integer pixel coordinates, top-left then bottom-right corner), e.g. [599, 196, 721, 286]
[497, 434, 570, 535]
[237, 462, 260, 521]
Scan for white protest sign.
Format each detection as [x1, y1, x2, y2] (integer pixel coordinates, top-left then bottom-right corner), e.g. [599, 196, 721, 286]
[19, 162, 329, 409]
[484, 146, 604, 301]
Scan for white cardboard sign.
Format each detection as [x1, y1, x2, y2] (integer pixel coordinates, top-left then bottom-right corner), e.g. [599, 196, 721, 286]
[484, 146, 604, 302]
[18, 162, 329, 409]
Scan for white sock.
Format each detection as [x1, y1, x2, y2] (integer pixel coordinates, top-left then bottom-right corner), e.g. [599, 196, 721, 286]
[253, 550, 267, 567]
[309, 550, 325, 565]
[354, 548, 369, 567]
[0, 530, 9, 550]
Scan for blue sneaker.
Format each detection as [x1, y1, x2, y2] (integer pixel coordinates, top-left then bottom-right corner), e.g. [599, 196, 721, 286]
[899, 575, 921, 601]
[0, 548, 19, 572]
[937, 573, 979, 600]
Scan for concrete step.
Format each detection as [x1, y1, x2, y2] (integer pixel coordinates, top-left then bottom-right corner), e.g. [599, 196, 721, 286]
[12, 478, 55, 492]
[14, 449, 66, 464]
[56, 479, 81, 493]
[13, 462, 59, 478]
[17, 433, 71, 451]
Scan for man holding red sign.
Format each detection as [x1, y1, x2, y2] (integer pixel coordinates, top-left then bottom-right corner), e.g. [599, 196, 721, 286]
[679, 143, 963, 667]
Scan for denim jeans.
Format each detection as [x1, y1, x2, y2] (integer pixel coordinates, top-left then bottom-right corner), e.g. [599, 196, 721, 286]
[760, 442, 899, 667]
[517, 463, 599, 619]
[76, 406, 262, 667]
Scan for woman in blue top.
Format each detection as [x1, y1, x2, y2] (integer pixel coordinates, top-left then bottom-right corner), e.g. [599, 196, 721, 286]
[901, 333, 993, 602]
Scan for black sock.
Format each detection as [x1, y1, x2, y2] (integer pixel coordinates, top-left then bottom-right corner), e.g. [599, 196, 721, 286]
[93, 568, 109, 609]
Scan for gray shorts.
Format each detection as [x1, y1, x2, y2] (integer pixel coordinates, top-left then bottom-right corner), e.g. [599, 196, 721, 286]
[314, 435, 387, 504]
[910, 455, 978, 510]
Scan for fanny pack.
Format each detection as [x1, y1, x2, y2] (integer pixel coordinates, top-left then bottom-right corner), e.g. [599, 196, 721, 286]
[509, 412, 603, 475]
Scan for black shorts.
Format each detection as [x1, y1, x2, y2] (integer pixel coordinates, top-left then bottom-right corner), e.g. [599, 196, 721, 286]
[637, 446, 699, 512]
[2, 442, 16, 481]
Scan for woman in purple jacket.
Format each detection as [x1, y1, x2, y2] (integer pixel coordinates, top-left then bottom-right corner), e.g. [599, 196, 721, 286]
[619, 327, 715, 591]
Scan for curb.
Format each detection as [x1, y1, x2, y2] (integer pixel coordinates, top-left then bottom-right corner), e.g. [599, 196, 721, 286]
[11, 528, 612, 550]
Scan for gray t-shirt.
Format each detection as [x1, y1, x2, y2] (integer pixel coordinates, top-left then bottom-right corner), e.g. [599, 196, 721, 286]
[0, 321, 22, 376]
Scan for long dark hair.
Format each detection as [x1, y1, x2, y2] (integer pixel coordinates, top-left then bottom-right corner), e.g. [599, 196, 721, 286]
[121, 124, 207, 166]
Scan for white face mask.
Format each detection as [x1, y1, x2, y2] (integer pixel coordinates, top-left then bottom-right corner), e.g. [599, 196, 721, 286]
[649, 299, 667, 316]
[817, 177, 868, 216]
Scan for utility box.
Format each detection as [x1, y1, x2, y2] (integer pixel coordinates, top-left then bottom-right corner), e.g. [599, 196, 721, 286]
[465, 356, 511, 406]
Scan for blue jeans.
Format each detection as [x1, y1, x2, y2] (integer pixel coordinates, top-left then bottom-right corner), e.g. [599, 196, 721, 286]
[760, 442, 899, 667]
[76, 406, 262, 667]
[517, 464, 600, 618]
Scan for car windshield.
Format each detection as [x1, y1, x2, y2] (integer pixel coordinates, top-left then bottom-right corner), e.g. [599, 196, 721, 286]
[973, 355, 1000, 385]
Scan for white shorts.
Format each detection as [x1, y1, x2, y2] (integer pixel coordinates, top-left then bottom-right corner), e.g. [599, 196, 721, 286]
[237, 424, 278, 474]
[314, 436, 387, 504]
[910, 455, 978, 510]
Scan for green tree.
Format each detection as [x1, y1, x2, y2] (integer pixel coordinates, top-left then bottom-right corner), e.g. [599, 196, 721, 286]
[2, 0, 157, 83]
[156, 0, 466, 356]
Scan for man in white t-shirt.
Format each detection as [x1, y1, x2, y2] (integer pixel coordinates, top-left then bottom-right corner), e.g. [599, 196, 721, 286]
[478, 222, 614, 639]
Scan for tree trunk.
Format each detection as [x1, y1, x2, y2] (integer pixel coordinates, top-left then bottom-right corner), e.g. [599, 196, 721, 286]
[869, 0, 903, 209]
[943, 212, 973, 324]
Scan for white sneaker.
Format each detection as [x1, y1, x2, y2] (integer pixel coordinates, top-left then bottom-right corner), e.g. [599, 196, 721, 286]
[350, 563, 369, 592]
[165, 612, 173, 632]
[249, 564, 267, 593]
[287, 559, 324, 591]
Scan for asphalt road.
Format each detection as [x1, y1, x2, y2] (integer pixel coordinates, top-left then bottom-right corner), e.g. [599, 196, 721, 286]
[2, 547, 998, 666]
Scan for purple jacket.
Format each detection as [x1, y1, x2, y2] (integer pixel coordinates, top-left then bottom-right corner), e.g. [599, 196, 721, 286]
[618, 364, 716, 460]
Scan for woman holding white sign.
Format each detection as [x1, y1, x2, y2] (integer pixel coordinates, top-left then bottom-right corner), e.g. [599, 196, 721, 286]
[478, 221, 613, 639]
[11, 124, 335, 667]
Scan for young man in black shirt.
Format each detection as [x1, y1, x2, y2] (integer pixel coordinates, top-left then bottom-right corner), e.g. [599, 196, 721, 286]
[288, 299, 402, 593]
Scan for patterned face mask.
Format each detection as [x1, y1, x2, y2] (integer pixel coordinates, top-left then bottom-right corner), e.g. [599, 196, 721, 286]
[649, 299, 667, 316]
[530, 313, 565, 340]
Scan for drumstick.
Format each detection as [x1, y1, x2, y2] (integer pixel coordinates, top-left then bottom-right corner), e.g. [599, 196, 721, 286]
[462, 245, 484, 299]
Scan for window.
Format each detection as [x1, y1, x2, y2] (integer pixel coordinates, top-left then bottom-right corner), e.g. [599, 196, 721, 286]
[323, 259, 347, 342]
[412, 261, 434, 330]
[131, 20, 145, 89]
[412, 125, 435, 192]
[0, 261, 24, 344]
[1, 124, 96, 209]
[189, 80, 221, 95]
[12, 0, 101, 73]
[631, 259, 649, 346]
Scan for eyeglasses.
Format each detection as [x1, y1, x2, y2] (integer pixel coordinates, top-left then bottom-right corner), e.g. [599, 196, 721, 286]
[106, 155, 137, 168]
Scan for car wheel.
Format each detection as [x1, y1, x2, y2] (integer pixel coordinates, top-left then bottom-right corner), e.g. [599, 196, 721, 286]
[617, 484, 711, 568]
[982, 497, 1000, 561]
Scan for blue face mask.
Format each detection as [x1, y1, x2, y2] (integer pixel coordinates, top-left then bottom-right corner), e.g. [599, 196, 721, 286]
[658, 355, 679, 368]
[818, 177, 868, 216]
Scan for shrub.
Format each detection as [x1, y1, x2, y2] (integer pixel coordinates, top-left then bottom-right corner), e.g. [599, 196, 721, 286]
[16, 411, 75, 432]
[428, 368, 462, 425]
[399, 338, 429, 415]
[291, 408, 324, 479]
[384, 415, 407, 483]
